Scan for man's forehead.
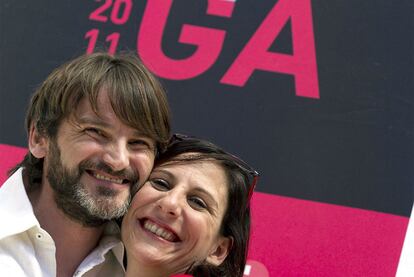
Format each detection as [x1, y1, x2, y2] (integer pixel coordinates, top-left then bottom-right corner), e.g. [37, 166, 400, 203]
[72, 95, 111, 123]
[69, 90, 156, 142]
[71, 102, 150, 139]
[75, 89, 111, 113]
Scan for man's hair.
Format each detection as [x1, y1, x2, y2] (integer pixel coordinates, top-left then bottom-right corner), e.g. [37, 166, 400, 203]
[12, 52, 171, 188]
[154, 136, 254, 277]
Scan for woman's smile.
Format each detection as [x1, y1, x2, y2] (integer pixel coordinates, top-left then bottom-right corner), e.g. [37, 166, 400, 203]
[139, 218, 181, 242]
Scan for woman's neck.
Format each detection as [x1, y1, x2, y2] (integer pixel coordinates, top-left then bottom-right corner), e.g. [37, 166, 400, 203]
[125, 263, 172, 277]
[125, 265, 171, 277]
[124, 261, 193, 277]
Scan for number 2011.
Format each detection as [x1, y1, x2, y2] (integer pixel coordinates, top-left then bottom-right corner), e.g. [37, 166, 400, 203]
[89, 0, 132, 25]
[85, 0, 132, 54]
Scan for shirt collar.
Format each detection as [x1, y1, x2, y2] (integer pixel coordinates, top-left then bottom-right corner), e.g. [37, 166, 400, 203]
[0, 168, 125, 269]
[99, 221, 125, 267]
[0, 167, 40, 240]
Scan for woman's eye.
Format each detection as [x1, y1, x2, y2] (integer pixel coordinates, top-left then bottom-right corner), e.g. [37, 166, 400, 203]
[189, 197, 208, 210]
[150, 178, 170, 191]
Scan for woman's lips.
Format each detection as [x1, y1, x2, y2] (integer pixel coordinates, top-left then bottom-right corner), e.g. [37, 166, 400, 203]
[139, 218, 181, 242]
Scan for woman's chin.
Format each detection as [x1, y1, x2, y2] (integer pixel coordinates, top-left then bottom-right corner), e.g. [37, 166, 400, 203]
[126, 250, 190, 277]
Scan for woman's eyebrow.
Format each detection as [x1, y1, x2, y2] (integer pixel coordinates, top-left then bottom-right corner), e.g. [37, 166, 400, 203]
[152, 167, 220, 212]
[151, 168, 176, 181]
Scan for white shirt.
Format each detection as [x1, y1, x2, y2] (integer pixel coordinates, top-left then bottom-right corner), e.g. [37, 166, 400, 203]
[0, 168, 125, 277]
[396, 203, 414, 277]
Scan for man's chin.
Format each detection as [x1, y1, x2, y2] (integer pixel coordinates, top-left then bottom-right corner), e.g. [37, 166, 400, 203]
[69, 187, 130, 224]
[91, 198, 130, 219]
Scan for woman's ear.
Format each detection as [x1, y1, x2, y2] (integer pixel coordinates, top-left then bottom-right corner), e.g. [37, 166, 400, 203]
[28, 124, 49, 159]
[206, 236, 233, 266]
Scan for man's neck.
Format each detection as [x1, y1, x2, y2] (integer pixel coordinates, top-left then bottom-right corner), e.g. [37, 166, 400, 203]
[27, 177, 104, 277]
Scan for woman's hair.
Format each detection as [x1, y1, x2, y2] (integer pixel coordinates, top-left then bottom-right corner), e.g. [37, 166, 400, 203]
[155, 134, 258, 277]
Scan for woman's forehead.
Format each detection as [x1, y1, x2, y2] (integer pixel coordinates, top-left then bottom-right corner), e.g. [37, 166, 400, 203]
[158, 152, 221, 166]
[155, 158, 228, 194]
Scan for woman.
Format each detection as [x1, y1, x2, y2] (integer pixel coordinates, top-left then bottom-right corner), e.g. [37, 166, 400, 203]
[121, 134, 259, 277]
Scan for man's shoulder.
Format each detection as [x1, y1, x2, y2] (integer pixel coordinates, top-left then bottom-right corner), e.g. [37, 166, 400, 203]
[0, 168, 31, 216]
[0, 168, 38, 240]
[77, 223, 125, 277]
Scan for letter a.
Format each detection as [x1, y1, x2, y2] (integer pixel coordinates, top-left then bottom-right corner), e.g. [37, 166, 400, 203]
[221, 0, 319, 99]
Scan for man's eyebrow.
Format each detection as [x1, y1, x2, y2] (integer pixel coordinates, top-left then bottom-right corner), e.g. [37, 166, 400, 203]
[77, 115, 153, 139]
[77, 116, 111, 128]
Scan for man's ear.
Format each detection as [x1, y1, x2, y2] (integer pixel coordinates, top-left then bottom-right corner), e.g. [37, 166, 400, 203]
[28, 124, 49, 159]
[206, 236, 233, 266]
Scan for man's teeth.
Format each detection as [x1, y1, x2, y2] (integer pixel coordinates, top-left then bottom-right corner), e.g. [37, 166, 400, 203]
[94, 173, 123, 184]
[144, 220, 175, 241]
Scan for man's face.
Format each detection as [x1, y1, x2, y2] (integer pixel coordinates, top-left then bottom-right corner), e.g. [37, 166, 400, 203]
[43, 89, 157, 226]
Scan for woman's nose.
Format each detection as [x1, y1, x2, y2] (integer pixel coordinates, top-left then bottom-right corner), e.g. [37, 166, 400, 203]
[158, 192, 182, 218]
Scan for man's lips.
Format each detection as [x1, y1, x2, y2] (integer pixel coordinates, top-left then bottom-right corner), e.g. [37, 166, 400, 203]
[86, 169, 130, 185]
[139, 218, 181, 242]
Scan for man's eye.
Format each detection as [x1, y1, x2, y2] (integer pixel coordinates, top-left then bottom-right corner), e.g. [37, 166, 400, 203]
[129, 139, 155, 151]
[85, 127, 106, 138]
[188, 197, 208, 210]
[130, 139, 149, 147]
[150, 179, 170, 191]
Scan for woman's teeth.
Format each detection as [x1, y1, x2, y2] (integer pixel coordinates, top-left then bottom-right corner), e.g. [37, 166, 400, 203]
[143, 220, 176, 242]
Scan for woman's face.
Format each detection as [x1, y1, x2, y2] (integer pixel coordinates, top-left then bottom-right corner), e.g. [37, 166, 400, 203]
[122, 157, 231, 275]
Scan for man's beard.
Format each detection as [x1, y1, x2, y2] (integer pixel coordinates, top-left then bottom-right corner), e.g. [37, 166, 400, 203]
[46, 140, 139, 227]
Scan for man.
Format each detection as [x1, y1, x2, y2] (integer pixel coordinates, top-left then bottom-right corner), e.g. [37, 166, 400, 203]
[0, 52, 171, 276]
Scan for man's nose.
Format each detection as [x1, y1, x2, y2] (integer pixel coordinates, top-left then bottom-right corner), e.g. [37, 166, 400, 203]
[102, 140, 130, 171]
